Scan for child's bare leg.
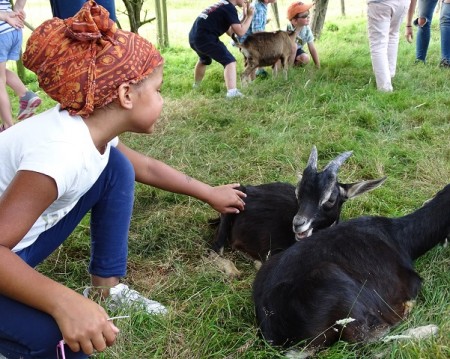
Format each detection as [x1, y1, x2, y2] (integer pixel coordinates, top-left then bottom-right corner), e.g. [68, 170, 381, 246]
[194, 60, 207, 86]
[6, 69, 27, 98]
[0, 63, 14, 128]
[295, 53, 310, 66]
[224, 61, 237, 90]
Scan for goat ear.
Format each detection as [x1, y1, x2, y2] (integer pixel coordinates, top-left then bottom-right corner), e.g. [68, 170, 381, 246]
[340, 176, 387, 199]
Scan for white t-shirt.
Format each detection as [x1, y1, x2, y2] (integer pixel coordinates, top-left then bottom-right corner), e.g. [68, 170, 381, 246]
[0, 105, 118, 251]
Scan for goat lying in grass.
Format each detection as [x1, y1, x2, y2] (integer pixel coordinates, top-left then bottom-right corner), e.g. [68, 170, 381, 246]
[209, 146, 385, 276]
[232, 27, 300, 83]
[253, 182, 450, 351]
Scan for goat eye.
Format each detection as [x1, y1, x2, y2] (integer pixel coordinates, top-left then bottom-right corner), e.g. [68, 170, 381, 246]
[323, 194, 337, 209]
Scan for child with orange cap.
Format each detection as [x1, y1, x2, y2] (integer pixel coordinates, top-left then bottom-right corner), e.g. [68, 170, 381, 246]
[286, 1, 320, 68]
[0, 1, 246, 358]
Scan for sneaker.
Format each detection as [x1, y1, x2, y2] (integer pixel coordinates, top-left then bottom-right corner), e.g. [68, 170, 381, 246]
[17, 91, 42, 121]
[255, 68, 269, 78]
[439, 59, 450, 68]
[226, 89, 244, 98]
[84, 283, 167, 315]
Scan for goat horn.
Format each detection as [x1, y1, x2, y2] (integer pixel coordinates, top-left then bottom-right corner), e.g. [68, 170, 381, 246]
[323, 150, 353, 174]
[306, 146, 318, 172]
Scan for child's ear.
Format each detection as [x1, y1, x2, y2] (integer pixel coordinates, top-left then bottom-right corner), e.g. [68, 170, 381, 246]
[117, 82, 133, 109]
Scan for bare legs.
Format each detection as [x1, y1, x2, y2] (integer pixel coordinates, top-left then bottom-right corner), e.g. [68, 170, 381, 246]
[194, 60, 239, 94]
[0, 63, 13, 129]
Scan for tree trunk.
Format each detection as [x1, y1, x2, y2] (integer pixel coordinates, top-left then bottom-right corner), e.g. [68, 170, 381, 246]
[310, 0, 330, 40]
[271, 2, 280, 29]
[341, 0, 346, 17]
[121, 0, 156, 35]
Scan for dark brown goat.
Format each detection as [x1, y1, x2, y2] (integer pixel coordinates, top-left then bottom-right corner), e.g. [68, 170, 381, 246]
[253, 183, 450, 351]
[232, 28, 299, 82]
[210, 146, 385, 276]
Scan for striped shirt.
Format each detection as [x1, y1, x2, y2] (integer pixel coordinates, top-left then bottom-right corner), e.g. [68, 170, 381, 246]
[238, 1, 268, 42]
[0, 0, 15, 35]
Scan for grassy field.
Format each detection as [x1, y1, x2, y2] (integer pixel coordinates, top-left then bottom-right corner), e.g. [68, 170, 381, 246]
[9, 1, 450, 359]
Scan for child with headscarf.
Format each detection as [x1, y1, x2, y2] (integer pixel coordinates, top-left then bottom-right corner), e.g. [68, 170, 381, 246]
[0, 1, 246, 358]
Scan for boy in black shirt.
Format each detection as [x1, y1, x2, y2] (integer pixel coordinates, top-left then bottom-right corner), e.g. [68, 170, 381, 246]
[189, 0, 254, 98]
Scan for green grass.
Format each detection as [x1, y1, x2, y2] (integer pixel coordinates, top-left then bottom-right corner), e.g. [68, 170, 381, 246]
[13, 5, 450, 359]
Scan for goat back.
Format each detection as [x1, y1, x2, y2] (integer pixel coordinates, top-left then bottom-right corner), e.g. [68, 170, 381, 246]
[212, 182, 298, 261]
[253, 217, 424, 348]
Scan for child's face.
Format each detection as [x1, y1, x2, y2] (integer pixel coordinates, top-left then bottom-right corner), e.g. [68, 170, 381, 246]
[129, 65, 164, 134]
[235, 0, 247, 7]
[290, 11, 310, 27]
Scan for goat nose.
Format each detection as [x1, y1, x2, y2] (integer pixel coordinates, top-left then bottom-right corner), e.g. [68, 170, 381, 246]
[293, 215, 307, 227]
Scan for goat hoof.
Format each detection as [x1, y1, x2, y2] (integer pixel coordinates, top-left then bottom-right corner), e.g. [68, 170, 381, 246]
[207, 251, 241, 278]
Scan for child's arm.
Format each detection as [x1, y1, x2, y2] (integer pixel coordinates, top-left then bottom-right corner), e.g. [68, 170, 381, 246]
[230, 1, 255, 37]
[0, 11, 24, 28]
[13, 0, 26, 11]
[117, 142, 246, 214]
[308, 41, 320, 69]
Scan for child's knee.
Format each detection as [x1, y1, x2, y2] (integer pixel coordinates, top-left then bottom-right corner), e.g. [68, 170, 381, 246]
[296, 54, 310, 66]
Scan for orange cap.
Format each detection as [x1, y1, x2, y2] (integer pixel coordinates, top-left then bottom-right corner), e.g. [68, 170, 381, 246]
[287, 2, 314, 20]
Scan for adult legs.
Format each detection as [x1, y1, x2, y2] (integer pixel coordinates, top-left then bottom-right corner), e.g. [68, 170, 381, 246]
[387, 0, 410, 77]
[440, 0, 450, 65]
[49, 0, 116, 21]
[49, 0, 84, 18]
[368, 2, 393, 91]
[415, 0, 439, 62]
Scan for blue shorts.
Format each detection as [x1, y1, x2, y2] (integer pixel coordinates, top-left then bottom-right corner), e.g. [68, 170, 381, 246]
[189, 34, 236, 67]
[0, 29, 22, 62]
[295, 47, 306, 59]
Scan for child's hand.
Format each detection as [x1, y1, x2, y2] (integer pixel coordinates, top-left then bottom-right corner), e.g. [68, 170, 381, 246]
[207, 184, 246, 214]
[54, 292, 119, 355]
[4, 12, 24, 29]
[246, 2, 255, 17]
[15, 9, 26, 21]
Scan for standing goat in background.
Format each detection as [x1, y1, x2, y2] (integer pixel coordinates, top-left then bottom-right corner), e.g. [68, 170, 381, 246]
[210, 146, 386, 276]
[253, 182, 450, 351]
[232, 27, 300, 83]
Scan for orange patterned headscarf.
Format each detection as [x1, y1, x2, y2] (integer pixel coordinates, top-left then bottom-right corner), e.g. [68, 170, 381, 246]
[23, 0, 163, 116]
